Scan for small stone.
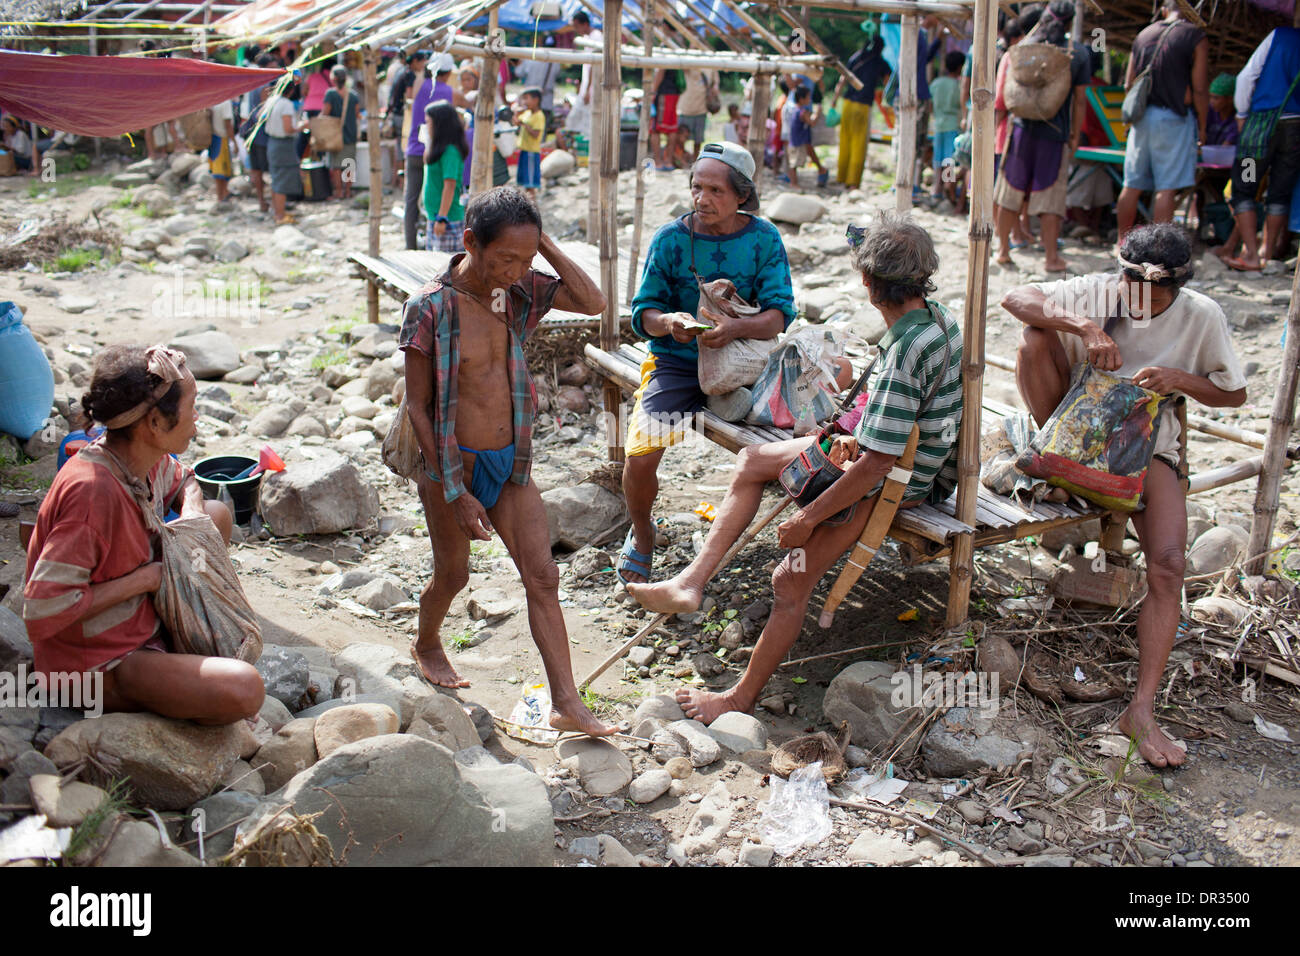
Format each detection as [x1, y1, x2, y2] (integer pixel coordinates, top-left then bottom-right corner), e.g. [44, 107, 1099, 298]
[556, 737, 633, 797]
[628, 646, 655, 668]
[955, 800, 986, 825]
[1223, 701, 1256, 723]
[740, 842, 775, 867]
[706, 712, 769, 753]
[759, 694, 785, 715]
[665, 756, 693, 780]
[628, 769, 672, 804]
[313, 703, 400, 758]
[28, 775, 107, 828]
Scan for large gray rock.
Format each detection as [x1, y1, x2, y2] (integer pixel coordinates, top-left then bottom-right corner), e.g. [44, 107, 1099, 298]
[184, 791, 262, 859]
[44, 713, 250, 810]
[405, 694, 480, 752]
[169, 330, 241, 379]
[541, 484, 627, 550]
[556, 737, 633, 796]
[706, 712, 769, 753]
[920, 707, 1036, 777]
[234, 735, 552, 866]
[259, 455, 379, 535]
[0, 607, 33, 673]
[1186, 525, 1250, 577]
[823, 661, 928, 758]
[313, 703, 399, 758]
[93, 818, 201, 867]
[353, 577, 408, 611]
[0, 726, 33, 769]
[248, 403, 295, 438]
[254, 645, 311, 708]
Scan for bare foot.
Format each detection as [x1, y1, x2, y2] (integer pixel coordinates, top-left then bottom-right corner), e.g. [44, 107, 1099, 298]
[626, 576, 702, 615]
[411, 643, 471, 689]
[1045, 257, 1070, 273]
[675, 686, 748, 724]
[1117, 706, 1186, 768]
[996, 254, 1015, 267]
[549, 698, 622, 737]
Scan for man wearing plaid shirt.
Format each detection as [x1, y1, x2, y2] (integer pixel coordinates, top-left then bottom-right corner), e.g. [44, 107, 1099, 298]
[630, 211, 964, 724]
[399, 186, 619, 737]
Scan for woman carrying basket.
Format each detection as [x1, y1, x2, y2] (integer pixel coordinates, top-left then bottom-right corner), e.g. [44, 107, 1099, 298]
[22, 346, 264, 725]
[628, 212, 963, 724]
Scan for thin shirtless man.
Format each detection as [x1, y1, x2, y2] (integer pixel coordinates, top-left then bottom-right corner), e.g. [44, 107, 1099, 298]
[399, 186, 618, 737]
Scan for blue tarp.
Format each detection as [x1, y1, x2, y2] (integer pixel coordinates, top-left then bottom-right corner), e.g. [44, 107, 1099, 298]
[466, 0, 635, 33]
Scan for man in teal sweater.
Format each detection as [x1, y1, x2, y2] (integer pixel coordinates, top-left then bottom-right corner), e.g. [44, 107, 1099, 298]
[619, 142, 796, 584]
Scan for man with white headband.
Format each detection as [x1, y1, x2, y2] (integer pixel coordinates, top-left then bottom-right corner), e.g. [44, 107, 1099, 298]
[1002, 223, 1247, 768]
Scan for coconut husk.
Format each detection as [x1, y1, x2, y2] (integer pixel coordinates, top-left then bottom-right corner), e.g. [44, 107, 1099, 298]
[771, 722, 850, 784]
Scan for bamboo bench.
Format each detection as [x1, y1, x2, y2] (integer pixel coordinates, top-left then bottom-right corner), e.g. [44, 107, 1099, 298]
[350, 243, 632, 331]
[583, 339, 1109, 566]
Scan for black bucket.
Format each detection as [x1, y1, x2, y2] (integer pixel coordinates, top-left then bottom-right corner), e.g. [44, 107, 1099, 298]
[194, 455, 260, 525]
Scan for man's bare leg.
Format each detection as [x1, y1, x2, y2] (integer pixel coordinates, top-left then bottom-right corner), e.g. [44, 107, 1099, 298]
[995, 203, 1018, 263]
[1151, 188, 1178, 225]
[1120, 460, 1189, 767]
[490, 479, 619, 736]
[1042, 213, 1067, 272]
[1116, 186, 1142, 243]
[629, 437, 813, 613]
[677, 496, 878, 723]
[621, 448, 665, 585]
[105, 650, 265, 726]
[1016, 325, 1071, 427]
[414, 472, 473, 688]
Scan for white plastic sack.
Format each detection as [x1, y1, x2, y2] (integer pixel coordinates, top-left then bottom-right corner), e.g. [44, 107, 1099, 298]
[760, 761, 832, 857]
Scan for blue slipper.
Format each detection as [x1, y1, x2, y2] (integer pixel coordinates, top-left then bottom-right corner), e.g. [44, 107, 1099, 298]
[616, 527, 652, 586]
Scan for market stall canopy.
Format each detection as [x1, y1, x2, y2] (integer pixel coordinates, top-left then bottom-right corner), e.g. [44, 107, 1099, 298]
[0, 50, 282, 136]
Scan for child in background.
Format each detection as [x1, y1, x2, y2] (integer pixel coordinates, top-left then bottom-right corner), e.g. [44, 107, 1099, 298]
[786, 86, 828, 186]
[929, 51, 964, 204]
[514, 87, 545, 200]
[722, 103, 742, 144]
[423, 101, 470, 252]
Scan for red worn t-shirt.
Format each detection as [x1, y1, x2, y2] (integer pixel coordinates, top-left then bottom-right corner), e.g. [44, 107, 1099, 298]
[23, 442, 187, 674]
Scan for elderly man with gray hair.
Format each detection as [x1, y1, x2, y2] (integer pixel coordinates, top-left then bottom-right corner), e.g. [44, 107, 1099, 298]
[629, 210, 964, 724]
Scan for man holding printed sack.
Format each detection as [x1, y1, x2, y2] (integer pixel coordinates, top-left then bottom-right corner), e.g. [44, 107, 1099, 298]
[619, 141, 796, 586]
[1004, 223, 1247, 768]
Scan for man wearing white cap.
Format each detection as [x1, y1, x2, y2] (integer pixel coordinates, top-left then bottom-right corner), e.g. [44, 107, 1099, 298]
[405, 52, 457, 250]
[617, 142, 795, 586]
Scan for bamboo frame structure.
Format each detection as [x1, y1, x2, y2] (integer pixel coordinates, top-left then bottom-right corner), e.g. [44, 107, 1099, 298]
[745, 68, 773, 177]
[626, 0, 656, 308]
[468, 8, 498, 195]
[944, 0, 995, 627]
[587, 57, 603, 242]
[599, 0, 625, 465]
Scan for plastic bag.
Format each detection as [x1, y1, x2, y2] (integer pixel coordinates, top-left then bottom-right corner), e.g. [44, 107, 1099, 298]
[1016, 363, 1171, 512]
[695, 278, 778, 396]
[381, 395, 423, 480]
[760, 761, 832, 857]
[746, 326, 847, 434]
[507, 683, 559, 744]
[153, 514, 262, 663]
[0, 301, 55, 441]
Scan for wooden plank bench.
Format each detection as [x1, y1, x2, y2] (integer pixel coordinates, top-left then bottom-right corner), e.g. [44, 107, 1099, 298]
[350, 241, 632, 331]
[583, 339, 1107, 565]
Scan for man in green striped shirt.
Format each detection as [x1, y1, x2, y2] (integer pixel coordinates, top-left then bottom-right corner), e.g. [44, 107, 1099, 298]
[628, 211, 963, 724]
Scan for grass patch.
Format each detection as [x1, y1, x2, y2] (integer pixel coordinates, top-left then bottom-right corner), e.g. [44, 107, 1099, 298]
[45, 248, 102, 273]
[581, 687, 636, 720]
[28, 171, 113, 199]
[1278, 546, 1299, 583]
[310, 350, 348, 370]
[326, 311, 365, 336]
[111, 190, 135, 209]
[446, 628, 476, 651]
[62, 779, 133, 863]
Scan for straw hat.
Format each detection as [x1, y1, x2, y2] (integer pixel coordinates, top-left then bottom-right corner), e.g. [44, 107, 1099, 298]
[1002, 41, 1073, 122]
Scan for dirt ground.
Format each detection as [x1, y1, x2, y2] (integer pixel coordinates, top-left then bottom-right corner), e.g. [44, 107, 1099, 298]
[1, 128, 1297, 867]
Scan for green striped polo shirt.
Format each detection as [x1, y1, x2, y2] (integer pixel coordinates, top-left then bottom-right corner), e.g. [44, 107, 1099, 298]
[854, 300, 964, 503]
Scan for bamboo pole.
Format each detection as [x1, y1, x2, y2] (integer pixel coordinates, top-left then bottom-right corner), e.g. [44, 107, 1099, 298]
[364, 44, 383, 325]
[746, 69, 773, 176]
[444, 37, 830, 74]
[627, 0, 657, 307]
[469, 9, 500, 195]
[945, 0, 995, 628]
[767, 0, 972, 11]
[1194, 456, 1274, 496]
[774, 6, 864, 91]
[1247, 255, 1300, 573]
[895, 13, 918, 211]
[600, 5, 625, 465]
[587, 57, 603, 243]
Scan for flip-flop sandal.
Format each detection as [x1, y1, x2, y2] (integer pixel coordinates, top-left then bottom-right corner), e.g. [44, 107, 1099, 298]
[616, 527, 652, 586]
[1225, 256, 1262, 272]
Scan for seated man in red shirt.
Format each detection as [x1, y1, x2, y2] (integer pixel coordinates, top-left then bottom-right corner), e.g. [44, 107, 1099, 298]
[23, 346, 263, 724]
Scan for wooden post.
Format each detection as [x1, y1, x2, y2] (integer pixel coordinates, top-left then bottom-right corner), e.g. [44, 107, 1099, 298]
[1247, 255, 1300, 574]
[364, 44, 383, 324]
[627, 0, 657, 306]
[600, 1, 626, 464]
[470, 9, 500, 195]
[587, 58, 604, 243]
[745, 69, 772, 176]
[945, 0, 995, 628]
[896, 13, 918, 212]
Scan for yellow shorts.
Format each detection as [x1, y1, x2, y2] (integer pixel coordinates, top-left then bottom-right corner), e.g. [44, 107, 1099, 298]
[208, 135, 233, 180]
[624, 351, 706, 457]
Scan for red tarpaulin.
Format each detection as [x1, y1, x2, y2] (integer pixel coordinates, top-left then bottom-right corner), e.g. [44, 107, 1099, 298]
[0, 52, 283, 138]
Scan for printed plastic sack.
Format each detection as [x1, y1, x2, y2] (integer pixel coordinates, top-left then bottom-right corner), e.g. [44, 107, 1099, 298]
[381, 395, 423, 480]
[746, 326, 846, 435]
[152, 514, 263, 663]
[0, 301, 55, 440]
[1016, 363, 1171, 511]
[695, 278, 778, 395]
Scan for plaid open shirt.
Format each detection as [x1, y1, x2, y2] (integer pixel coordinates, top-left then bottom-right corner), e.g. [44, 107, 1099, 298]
[398, 254, 562, 503]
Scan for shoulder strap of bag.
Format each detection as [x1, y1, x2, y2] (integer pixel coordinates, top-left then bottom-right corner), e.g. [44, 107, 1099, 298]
[1136, 20, 1179, 82]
